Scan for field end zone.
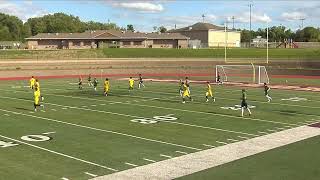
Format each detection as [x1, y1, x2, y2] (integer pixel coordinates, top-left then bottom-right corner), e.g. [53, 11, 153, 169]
[93, 124, 320, 180]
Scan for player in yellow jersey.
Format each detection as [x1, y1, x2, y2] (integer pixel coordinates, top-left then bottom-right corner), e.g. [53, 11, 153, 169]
[182, 82, 192, 103]
[34, 87, 44, 112]
[205, 81, 215, 102]
[29, 76, 35, 89]
[129, 77, 134, 91]
[34, 79, 44, 101]
[104, 78, 110, 96]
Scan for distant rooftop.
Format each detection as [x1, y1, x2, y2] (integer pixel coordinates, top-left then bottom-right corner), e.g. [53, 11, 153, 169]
[169, 22, 237, 32]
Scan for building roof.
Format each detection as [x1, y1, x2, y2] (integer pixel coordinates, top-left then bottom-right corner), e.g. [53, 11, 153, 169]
[26, 30, 189, 40]
[169, 22, 225, 32]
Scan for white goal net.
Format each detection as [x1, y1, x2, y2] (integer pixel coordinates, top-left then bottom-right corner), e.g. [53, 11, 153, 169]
[216, 65, 269, 84]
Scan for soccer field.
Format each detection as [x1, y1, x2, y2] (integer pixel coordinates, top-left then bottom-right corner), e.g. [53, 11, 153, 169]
[0, 78, 320, 179]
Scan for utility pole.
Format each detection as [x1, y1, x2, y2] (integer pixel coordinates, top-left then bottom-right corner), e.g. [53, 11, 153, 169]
[249, 3, 253, 47]
[202, 14, 205, 23]
[299, 18, 306, 29]
[232, 16, 235, 30]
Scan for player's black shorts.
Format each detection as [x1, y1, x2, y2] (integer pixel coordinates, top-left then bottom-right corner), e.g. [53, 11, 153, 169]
[139, 81, 143, 84]
[241, 101, 248, 108]
[79, 82, 82, 85]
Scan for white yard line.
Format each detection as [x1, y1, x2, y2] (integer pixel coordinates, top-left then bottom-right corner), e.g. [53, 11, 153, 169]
[160, 154, 172, 159]
[143, 158, 157, 163]
[216, 141, 228, 145]
[237, 136, 249, 139]
[92, 125, 320, 180]
[175, 151, 188, 155]
[227, 139, 238, 142]
[0, 108, 201, 151]
[125, 162, 139, 167]
[202, 144, 215, 148]
[85, 172, 98, 177]
[0, 134, 118, 172]
[0, 95, 257, 137]
[42, 131, 56, 135]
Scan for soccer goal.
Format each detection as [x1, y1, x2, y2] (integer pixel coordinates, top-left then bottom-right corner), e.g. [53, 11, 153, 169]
[216, 65, 269, 84]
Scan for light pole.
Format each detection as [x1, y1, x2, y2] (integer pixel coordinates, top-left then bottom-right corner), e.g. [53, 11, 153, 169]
[249, 3, 253, 48]
[267, 21, 269, 64]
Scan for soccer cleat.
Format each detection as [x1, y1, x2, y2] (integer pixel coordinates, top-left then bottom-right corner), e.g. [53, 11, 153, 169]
[206, 99, 209, 102]
[213, 98, 216, 102]
[182, 101, 186, 104]
[34, 108, 37, 112]
[41, 96, 44, 101]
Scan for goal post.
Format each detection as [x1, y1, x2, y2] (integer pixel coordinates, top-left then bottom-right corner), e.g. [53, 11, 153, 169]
[216, 65, 269, 84]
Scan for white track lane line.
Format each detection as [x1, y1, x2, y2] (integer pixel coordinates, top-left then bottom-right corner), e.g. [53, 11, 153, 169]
[0, 108, 201, 151]
[0, 134, 118, 172]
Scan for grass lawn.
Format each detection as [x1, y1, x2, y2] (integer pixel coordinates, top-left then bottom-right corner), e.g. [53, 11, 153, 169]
[0, 48, 319, 60]
[0, 78, 319, 179]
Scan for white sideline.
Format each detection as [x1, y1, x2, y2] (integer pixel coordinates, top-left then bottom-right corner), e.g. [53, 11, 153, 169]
[92, 125, 320, 180]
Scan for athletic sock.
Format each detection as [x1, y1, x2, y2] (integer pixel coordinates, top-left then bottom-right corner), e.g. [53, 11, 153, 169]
[241, 107, 244, 117]
[247, 108, 252, 115]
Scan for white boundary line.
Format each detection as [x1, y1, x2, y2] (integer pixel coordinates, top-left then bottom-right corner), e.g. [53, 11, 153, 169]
[0, 134, 118, 172]
[0, 108, 201, 151]
[92, 125, 320, 180]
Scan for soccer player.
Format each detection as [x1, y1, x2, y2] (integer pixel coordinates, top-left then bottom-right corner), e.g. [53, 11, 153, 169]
[104, 78, 110, 96]
[216, 73, 222, 85]
[185, 77, 190, 94]
[34, 87, 44, 112]
[93, 78, 98, 91]
[29, 76, 35, 89]
[34, 79, 44, 101]
[205, 81, 215, 102]
[78, 77, 83, 90]
[138, 74, 145, 89]
[88, 74, 92, 86]
[129, 77, 134, 91]
[241, 89, 252, 117]
[182, 82, 192, 103]
[264, 83, 272, 102]
[179, 79, 183, 97]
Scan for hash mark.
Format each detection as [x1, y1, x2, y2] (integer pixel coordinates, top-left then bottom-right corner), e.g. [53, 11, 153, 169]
[227, 139, 238, 142]
[237, 136, 249, 139]
[125, 162, 138, 167]
[202, 144, 215, 148]
[84, 172, 98, 177]
[143, 158, 156, 163]
[160, 154, 172, 158]
[216, 141, 228, 145]
[175, 151, 188, 155]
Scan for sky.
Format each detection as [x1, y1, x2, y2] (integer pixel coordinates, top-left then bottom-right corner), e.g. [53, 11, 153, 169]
[0, 0, 319, 32]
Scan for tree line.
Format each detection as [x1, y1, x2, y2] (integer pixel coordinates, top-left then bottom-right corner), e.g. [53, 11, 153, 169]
[240, 26, 320, 42]
[0, 12, 319, 42]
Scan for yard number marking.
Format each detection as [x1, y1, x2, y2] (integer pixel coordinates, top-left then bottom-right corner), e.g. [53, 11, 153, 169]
[130, 114, 177, 124]
[0, 133, 52, 148]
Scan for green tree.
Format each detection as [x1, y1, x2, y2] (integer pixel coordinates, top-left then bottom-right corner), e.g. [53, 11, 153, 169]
[126, 24, 134, 32]
[158, 26, 167, 33]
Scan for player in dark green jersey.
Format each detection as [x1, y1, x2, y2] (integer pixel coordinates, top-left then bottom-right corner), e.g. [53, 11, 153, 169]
[264, 83, 272, 102]
[241, 89, 252, 117]
[93, 78, 98, 91]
